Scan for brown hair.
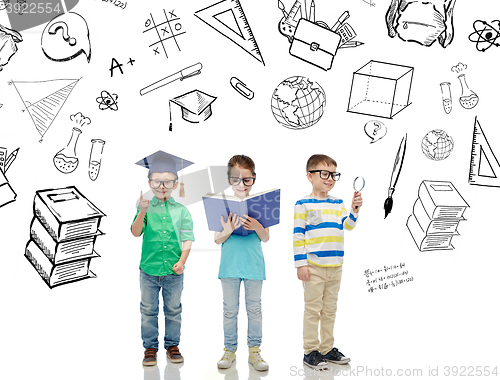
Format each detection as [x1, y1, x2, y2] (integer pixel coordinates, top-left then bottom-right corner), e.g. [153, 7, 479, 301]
[306, 154, 337, 172]
[228, 155, 256, 176]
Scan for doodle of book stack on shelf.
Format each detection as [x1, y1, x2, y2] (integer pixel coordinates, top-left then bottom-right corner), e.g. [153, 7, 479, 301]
[407, 180, 469, 251]
[25, 186, 105, 288]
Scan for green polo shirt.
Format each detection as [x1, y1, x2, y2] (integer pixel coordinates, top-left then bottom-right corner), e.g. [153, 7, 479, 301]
[131, 196, 194, 276]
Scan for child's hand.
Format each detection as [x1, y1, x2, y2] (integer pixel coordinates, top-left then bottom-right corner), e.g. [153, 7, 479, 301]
[241, 214, 262, 231]
[352, 191, 363, 211]
[220, 212, 242, 232]
[297, 266, 310, 282]
[173, 261, 184, 274]
[139, 191, 150, 213]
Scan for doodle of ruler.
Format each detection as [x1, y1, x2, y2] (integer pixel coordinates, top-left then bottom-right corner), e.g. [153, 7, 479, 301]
[469, 117, 500, 188]
[10, 78, 80, 142]
[194, 0, 265, 65]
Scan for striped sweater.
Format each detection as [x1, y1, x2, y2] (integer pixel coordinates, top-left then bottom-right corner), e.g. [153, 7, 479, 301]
[293, 195, 358, 267]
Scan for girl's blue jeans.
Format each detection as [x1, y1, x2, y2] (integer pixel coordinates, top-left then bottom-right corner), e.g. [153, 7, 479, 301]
[221, 278, 263, 352]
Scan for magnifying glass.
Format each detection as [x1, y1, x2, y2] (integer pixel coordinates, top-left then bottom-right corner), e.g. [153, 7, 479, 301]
[353, 176, 365, 210]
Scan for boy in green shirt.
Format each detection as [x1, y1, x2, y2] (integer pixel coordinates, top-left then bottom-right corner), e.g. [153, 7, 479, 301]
[131, 151, 194, 366]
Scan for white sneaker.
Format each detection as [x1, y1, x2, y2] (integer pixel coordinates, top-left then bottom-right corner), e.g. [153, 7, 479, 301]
[218, 348, 236, 369]
[248, 346, 269, 371]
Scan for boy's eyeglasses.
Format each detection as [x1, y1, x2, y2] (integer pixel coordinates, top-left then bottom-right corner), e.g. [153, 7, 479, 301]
[149, 179, 177, 189]
[228, 177, 256, 186]
[308, 170, 341, 181]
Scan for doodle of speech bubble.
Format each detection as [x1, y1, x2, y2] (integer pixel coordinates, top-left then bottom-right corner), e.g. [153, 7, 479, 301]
[41, 11, 90, 62]
[3, 1, 79, 32]
[364, 120, 387, 144]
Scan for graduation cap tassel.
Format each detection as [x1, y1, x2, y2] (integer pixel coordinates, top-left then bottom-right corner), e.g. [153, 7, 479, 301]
[169, 101, 173, 132]
[179, 158, 185, 197]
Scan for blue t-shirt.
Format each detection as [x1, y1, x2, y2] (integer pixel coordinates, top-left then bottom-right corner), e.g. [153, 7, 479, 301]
[218, 232, 266, 280]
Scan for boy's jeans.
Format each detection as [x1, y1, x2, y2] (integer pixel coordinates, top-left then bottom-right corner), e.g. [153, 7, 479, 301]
[140, 269, 183, 350]
[221, 278, 263, 352]
[303, 263, 343, 355]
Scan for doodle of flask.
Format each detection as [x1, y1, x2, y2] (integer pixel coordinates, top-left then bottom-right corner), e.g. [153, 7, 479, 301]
[53, 127, 81, 174]
[458, 74, 479, 109]
[88, 139, 105, 181]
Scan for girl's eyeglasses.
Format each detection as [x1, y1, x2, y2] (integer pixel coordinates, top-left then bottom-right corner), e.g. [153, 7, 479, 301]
[228, 177, 256, 186]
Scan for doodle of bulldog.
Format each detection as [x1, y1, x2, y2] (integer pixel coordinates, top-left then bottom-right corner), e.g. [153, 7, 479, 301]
[386, 0, 457, 48]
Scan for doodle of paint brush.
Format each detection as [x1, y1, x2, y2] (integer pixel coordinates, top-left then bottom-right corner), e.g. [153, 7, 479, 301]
[384, 134, 407, 219]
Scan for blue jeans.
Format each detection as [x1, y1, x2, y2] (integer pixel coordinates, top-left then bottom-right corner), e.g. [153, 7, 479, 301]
[221, 278, 263, 352]
[140, 269, 183, 350]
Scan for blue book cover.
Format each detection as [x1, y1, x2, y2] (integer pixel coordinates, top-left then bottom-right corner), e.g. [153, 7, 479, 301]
[202, 189, 280, 236]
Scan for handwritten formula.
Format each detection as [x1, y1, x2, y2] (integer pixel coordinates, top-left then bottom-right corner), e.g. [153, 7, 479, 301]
[364, 262, 414, 293]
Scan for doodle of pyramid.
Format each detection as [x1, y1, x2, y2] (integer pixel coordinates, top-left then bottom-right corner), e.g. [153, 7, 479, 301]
[11, 79, 80, 141]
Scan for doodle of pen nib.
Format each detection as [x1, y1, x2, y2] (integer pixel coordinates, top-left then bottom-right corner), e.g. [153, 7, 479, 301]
[384, 197, 393, 219]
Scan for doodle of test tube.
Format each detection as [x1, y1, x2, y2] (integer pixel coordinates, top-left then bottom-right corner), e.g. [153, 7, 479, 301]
[88, 139, 105, 181]
[440, 82, 452, 114]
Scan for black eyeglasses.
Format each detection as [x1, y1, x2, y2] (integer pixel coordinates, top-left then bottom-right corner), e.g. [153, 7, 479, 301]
[228, 177, 256, 186]
[149, 179, 177, 189]
[308, 170, 341, 181]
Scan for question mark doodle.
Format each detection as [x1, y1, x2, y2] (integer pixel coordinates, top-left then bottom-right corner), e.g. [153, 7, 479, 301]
[48, 22, 77, 46]
[41, 12, 91, 62]
[364, 120, 387, 143]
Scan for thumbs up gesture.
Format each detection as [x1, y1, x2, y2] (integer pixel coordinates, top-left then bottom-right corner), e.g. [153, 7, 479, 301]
[139, 191, 150, 213]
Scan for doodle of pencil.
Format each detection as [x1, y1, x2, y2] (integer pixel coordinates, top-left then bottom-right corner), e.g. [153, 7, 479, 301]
[332, 11, 350, 32]
[309, 0, 315, 22]
[4, 147, 19, 172]
[384, 134, 407, 219]
[339, 41, 364, 48]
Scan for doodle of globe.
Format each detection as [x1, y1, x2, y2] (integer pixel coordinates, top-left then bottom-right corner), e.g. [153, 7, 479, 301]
[271, 76, 326, 129]
[421, 129, 454, 160]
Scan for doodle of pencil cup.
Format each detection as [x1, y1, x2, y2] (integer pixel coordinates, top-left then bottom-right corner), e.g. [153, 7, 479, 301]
[0, 169, 16, 208]
[440, 82, 452, 114]
[88, 139, 105, 181]
[54, 127, 81, 174]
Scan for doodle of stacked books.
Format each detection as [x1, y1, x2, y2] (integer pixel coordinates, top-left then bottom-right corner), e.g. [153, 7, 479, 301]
[407, 180, 469, 252]
[25, 186, 105, 288]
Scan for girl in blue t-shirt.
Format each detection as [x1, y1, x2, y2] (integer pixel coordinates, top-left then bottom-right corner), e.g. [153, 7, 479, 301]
[214, 155, 270, 372]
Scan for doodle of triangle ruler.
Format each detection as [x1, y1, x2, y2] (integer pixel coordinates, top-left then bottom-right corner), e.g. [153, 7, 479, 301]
[194, 0, 265, 65]
[469, 117, 500, 188]
[10, 78, 80, 142]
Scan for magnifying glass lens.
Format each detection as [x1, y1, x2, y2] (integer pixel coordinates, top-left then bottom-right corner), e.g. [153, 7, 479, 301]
[353, 176, 365, 192]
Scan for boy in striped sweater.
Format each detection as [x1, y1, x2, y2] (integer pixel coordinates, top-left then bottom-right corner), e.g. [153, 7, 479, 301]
[294, 154, 363, 370]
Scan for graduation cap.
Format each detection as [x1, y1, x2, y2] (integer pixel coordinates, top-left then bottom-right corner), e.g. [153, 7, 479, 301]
[135, 151, 194, 197]
[169, 90, 217, 131]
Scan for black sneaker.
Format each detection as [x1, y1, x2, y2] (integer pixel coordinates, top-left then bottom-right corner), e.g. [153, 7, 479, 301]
[323, 347, 350, 364]
[303, 350, 328, 370]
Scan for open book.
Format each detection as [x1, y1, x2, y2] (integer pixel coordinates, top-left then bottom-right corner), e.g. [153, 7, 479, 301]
[202, 189, 280, 236]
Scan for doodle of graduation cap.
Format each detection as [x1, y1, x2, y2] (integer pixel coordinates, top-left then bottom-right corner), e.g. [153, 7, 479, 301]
[169, 90, 217, 131]
[136, 150, 194, 197]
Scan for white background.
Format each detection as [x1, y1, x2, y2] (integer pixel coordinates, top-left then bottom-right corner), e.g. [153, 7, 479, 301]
[1, 0, 499, 379]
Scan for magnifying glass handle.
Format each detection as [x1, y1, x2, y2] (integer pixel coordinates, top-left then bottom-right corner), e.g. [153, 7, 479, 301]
[354, 191, 359, 210]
